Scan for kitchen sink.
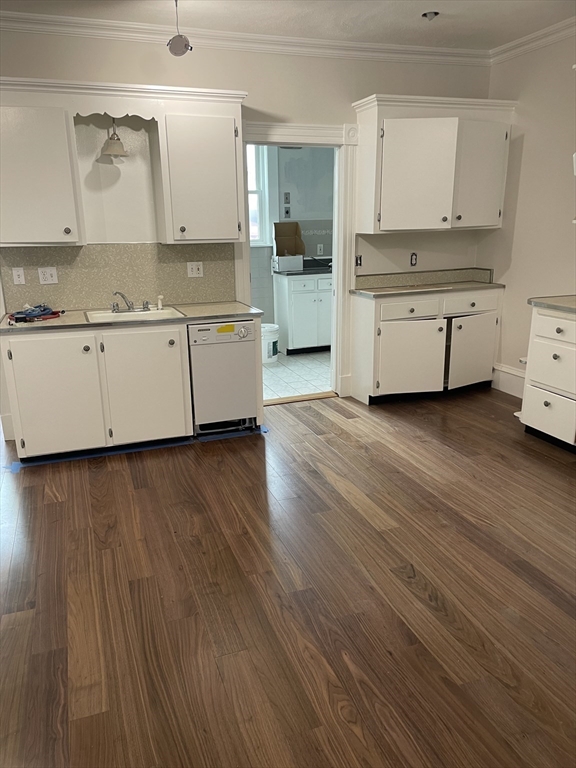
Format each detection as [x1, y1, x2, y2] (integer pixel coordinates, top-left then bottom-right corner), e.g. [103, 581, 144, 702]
[86, 307, 185, 323]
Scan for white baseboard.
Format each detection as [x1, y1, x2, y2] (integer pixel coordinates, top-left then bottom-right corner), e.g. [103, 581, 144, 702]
[1, 412, 14, 441]
[492, 363, 525, 399]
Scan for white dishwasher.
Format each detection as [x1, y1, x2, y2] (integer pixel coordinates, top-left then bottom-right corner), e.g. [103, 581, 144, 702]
[188, 321, 258, 435]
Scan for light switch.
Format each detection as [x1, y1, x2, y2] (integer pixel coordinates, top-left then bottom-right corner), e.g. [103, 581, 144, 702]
[12, 268, 25, 285]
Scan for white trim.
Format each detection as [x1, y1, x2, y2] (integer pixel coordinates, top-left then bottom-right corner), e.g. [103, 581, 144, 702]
[0, 76, 247, 104]
[0, 11, 489, 67]
[243, 122, 354, 146]
[492, 363, 525, 399]
[490, 17, 576, 65]
[352, 94, 517, 114]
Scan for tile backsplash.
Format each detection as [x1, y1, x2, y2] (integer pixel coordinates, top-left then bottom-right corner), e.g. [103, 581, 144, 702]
[0, 243, 235, 313]
[355, 267, 493, 290]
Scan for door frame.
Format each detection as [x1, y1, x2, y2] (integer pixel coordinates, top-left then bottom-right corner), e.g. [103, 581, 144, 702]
[238, 122, 358, 396]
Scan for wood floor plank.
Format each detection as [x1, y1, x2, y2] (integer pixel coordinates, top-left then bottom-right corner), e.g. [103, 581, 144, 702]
[32, 503, 67, 654]
[69, 711, 123, 768]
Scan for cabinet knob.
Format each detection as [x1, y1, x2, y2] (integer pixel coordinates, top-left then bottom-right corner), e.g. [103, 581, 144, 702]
[543, 400, 551, 407]
[456, 324, 463, 330]
[319, 299, 323, 302]
[456, 215, 462, 221]
[556, 327, 563, 334]
[409, 307, 415, 313]
[168, 339, 175, 346]
[180, 226, 187, 233]
[470, 302, 476, 307]
[442, 216, 448, 222]
[83, 345, 90, 352]
[438, 326, 444, 333]
[552, 353, 560, 360]
[64, 227, 72, 235]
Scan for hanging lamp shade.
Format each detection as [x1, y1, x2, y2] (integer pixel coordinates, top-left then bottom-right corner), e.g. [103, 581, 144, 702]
[101, 118, 128, 157]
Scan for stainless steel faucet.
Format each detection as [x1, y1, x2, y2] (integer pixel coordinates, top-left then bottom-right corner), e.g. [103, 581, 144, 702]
[112, 291, 134, 311]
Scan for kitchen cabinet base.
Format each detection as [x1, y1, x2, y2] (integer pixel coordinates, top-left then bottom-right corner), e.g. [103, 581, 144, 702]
[286, 345, 331, 355]
[366, 379, 492, 405]
[524, 425, 576, 454]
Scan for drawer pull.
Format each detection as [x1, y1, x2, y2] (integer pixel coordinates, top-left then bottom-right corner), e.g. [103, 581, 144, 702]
[543, 401, 551, 407]
[82, 345, 90, 352]
[438, 326, 444, 333]
[409, 307, 415, 313]
[456, 324, 463, 330]
[552, 353, 560, 360]
[442, 216, 448, 222]
[180, 225, 187, 233]
[556, 327, 563, 334]
[470, 302, 476, 308]
[168, 339, 175, 347]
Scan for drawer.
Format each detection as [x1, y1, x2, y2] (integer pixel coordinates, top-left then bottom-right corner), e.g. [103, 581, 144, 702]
[529, 339, 576, 394]
[533, 313, 576, 344]
[290, 279, 316, 292]
[521, 385, 576, 444]
[317, 278, 333, 291]
[444, 293, 498, 315]
[380, 299, 439, 321]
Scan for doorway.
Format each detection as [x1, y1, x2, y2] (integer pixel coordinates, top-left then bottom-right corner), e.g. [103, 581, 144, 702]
[246, 143, 337, 403]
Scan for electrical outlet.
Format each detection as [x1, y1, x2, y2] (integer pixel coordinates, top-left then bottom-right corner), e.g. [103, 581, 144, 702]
[317, 244, 324, 256]
[12, 268, 25, 285]
[187, 262, 203, 278]
[284, 207, 291, 218]
[410, 252, 418, 267]
[38, 267, 58, 284]
[284, 192, 290, 204]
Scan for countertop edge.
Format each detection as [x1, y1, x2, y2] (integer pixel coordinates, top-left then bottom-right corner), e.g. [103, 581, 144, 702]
[350, 282, 505, 298]
[528, 296, 576, 314]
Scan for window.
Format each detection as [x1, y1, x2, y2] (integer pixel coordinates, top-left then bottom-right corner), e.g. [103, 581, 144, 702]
[246, 144, 269, 246]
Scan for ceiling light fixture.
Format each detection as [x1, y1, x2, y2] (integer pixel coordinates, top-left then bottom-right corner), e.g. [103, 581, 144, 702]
[101, 117, 128, 157]
[422, 11, 440, 20]
[167, 0, 193, 56]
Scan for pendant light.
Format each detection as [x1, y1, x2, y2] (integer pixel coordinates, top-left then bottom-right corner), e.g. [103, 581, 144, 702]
[167, 0, 193, 56]
[101, 117, 128, 157]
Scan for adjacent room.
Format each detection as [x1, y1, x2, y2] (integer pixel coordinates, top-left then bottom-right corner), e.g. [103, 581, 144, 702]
[0, 1, 574, 767]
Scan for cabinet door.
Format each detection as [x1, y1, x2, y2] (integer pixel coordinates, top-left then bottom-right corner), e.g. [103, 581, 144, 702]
[7, 334, 106, 456]
[291, 293, 318, 349]
[380, 118, 458, 231]
[317, 293, 332, 347]
[166, 114, 239, 241]
[0, 106, 80, 244]
[448, 312, 497, 390]
[102, 328, 190, 445]
[452, 121, 509, 228]
[379, 319, 446, 394]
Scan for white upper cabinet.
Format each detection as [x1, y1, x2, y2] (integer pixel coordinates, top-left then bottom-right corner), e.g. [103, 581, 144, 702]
[0, 106, 84, 245]
[165, 114, 242, 242]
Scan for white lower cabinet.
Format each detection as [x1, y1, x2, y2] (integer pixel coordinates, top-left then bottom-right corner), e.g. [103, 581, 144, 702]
[273, 274, 333, 354]
[4, 333, 107, 456]
[448, 311, 498, 390]
[102, 327, 191, 446]
[291, 293, 319, 349]
[2, 324, 193, 458]
[379, 319, 446, 394]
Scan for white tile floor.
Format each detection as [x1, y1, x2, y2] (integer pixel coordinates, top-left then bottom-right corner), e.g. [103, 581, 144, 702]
[263, 351, 332, 400]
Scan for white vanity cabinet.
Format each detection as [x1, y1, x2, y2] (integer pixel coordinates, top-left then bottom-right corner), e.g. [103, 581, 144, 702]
[350, 287, 503, 404]
[353, 99, 511, 234]
[0, 106, 84, 245]
[273, 274, 333, 354]
[520, 306, 576, 445]
[2, 332, 107, 456]
[1, 323, 193, 458]
[164, 114, 244, 243]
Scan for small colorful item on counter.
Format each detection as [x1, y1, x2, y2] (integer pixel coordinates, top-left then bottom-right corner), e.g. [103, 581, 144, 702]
[8, 304, 65, 323]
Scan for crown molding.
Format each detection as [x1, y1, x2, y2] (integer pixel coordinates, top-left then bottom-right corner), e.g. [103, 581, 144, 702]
[352, 94, 517, 114]
[490, 17, 575, 65]
[0, 10, 490, 67]
[0, 77, 247, 103]
[243, 121, 354, 146]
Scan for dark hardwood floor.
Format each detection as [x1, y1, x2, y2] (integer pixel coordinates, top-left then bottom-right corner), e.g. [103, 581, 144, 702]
[1, 388, 575, 768]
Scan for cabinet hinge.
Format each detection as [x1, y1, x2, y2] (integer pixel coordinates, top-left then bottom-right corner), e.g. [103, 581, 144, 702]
[377, 213, 381, 223]
[7, 349, 12, 360]
[100, 342, 105, 353]
[496, 317, 499, 325]
[234, 126, 239, 138]
[238, 221, 242, 232]
[20, 438, 25, 449]
[377, 327, 381, 336]
[499, 209, 502, 218]
[108, 428, 113, 438]
[505, 131, 508, 140]
[380, 128, 384, 138]
[376, 381, 380, 389]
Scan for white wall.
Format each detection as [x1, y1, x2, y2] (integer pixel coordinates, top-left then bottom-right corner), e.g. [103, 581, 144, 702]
[476, 35, 576, 375]
[278, 147, 334, 221]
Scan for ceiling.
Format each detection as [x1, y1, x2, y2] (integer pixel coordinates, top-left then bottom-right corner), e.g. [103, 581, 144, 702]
[0, 0, 574, 50]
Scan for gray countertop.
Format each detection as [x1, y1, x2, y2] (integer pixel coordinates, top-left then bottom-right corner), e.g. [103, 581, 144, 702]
[274, 270, 332, 276]
[528, 295, 576, 314]
[0, 301, 263, 334]
[350, 281, 505, 299]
